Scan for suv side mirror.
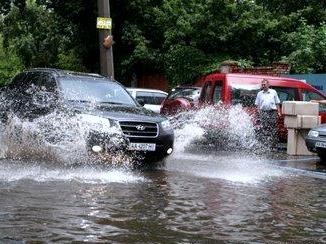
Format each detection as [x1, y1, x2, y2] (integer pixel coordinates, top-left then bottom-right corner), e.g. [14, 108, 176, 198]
[136, 98, 145, 106]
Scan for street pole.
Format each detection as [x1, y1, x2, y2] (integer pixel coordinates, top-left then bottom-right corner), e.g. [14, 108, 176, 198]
[97, 0, 114, 78]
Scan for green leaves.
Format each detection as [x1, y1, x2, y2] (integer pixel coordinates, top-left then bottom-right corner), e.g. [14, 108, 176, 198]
[283, 21, 326, 73]
[165, 44, 207, 87]
[2, 3, 63, 67]
[0, 0, 325, 87]
[0, 35, 24, 85]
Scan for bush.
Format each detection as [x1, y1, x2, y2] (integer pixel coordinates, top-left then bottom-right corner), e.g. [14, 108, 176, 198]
[0, 35, 24, 85]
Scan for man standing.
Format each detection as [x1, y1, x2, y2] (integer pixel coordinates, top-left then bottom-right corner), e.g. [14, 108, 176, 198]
[255, 79, 281, 148]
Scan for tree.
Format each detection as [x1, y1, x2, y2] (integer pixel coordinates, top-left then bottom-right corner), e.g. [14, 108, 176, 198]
[0, 35, 24, 85]
[1, 0, 88, 71]
[282, 21, 326, 73]
[256, 0, 326, 25]
[35, 0, 99, 71]
[1, 0, 325, 86]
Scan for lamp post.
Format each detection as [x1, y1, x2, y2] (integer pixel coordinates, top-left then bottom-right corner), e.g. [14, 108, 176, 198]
[97, 0, 114, 78]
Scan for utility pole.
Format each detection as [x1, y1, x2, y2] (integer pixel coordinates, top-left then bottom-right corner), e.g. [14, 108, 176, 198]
[97, 0, 114, 78]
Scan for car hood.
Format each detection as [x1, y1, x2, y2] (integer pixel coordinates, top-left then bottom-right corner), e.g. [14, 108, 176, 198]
[71, 102, 167, 123]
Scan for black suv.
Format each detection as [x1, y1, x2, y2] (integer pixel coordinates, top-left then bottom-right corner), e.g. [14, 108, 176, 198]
[0, 68, 174, 164]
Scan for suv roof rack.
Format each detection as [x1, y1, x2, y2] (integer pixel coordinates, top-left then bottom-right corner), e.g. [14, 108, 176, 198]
[64, 71, 105, 79]
[26, 68, 106, 79]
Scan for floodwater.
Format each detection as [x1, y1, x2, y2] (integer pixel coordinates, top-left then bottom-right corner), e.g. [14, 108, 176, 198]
[0, 153, 325, 243]
[0, 106, 325, 243]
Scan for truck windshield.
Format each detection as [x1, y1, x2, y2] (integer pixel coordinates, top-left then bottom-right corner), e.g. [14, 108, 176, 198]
[302, 90, 326, 112]
[231, 84, 260, 107]
[59, 77, 136, 106]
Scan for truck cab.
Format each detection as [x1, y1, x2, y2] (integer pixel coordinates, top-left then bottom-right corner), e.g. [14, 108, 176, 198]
[197, 73, 326, 141]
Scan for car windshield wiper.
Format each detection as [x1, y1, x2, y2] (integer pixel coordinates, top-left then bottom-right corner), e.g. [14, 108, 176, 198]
[68, 100, 93, 103]
[97, 101, 125, 105]
[68, 100, 121, 104]
[68, 100, 133, 106]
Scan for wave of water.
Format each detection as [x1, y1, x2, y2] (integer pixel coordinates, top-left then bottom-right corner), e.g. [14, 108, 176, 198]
[0, 104, 265, 164]
[0, 112, 131, 165]
[171, 104, 261, 153]
[168, 152, 286, 184]
[0, 103, 276, 185]
[0, 160, 144, 184]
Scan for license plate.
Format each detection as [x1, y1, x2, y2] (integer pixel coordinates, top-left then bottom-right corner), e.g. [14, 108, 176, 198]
[315, 141, 326, 148]
[128, 143, 156, 151]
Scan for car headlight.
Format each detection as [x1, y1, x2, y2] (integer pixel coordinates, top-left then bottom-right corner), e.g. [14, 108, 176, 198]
[308, 130, 319, 138]
[79, 114, 111, 127]
[78, 114, 123, 134]
[161, 119, 172, 130]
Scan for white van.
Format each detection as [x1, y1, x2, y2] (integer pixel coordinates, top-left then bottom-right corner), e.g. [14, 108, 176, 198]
[127, 88, 168, 113]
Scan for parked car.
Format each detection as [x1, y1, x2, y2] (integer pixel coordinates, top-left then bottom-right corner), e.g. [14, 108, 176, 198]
[0, 68, 174, 165]
[305, 124, 326, 163]
[160, 86, 202, 115]
[127, 88, 167, 113]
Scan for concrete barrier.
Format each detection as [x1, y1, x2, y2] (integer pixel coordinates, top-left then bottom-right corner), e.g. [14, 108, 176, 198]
[283, 101, 320, 155]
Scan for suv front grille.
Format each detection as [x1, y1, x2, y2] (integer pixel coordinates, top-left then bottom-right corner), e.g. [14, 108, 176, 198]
[119, 121, 158, 138]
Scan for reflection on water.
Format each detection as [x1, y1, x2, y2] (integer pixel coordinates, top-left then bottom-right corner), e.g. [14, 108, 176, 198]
[0, 156, 325, 243]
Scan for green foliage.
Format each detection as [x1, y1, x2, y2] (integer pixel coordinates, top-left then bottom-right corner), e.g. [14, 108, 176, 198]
[120, 23, 162, 73]
[164, 45, 207, 87]
[3, 2, 66, 68]
[200, 54, 232, 75]
[34, 0, 99, 72]
[55, 49, 86, 72]
[0, 0, 325, 86]
[256, 0, 326, 24]
[1, 0, 88, 72]
[117, 1, 165, 79]
[0, 35, 24, 85]
[282, 21, 326, 73]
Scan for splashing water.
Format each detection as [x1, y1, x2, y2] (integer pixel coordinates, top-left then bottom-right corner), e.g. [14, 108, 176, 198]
[0, 102, 262, 167]
[170, 104, 261, 153]
[0, 111, 133, 166]
[167, 153, 285, 184]
[0, 160, 145, 183]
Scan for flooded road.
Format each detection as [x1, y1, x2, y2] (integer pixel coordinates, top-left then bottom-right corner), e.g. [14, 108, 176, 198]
[0, 152, 325, 243]
[0, 106, 325, 242]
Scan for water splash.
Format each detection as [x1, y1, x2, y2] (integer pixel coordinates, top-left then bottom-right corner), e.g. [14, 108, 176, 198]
[0, 160, 144, 183]
[0, 100, 264, 168]
[171, 104, 261, 153]
[0, 111, 132, 166]
[167, 153, 285, 184]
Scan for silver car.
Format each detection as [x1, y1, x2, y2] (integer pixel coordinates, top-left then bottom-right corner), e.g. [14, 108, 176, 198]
[306, 124, 326, 163]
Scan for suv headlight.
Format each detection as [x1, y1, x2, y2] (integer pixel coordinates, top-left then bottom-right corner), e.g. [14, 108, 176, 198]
[78, 114, 121, 133]
[308, 130, 319, 138]
[161, 119, 172, 130]
[79, 114, 111, 127]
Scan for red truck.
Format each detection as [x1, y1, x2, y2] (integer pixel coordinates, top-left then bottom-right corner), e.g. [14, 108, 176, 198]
[161, 73, 326, 141]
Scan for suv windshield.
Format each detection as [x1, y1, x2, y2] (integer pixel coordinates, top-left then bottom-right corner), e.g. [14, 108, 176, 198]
[59, 77, 136, 106]
[168, 87, 201, 101]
